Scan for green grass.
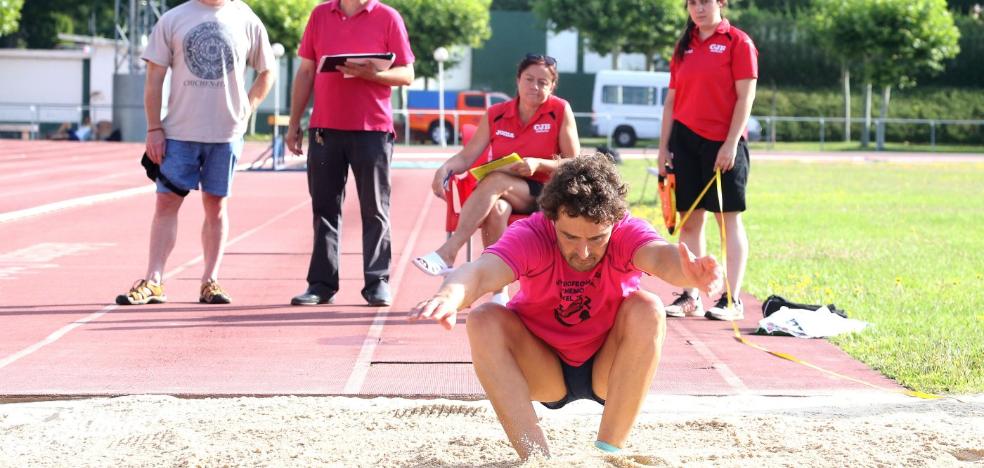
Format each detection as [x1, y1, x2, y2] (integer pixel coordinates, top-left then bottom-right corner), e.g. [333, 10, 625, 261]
[246, 131, 984, 154]
[746, 141, 984, 154]
[620, 159, 984, 394]
[578, 137, 984, 154]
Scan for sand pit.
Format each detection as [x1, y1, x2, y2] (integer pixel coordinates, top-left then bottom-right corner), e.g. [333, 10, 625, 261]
[1, 393, 981, 467]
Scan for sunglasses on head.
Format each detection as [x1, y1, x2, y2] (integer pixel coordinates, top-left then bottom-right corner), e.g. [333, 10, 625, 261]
[525, 53, 557, 66]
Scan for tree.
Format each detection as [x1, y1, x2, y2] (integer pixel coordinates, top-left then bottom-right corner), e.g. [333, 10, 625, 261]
[0, 0, 25, 37]
[243, 0, 317, 53]
[810, 0, 960, 149]
[622, 0, 687, 70]
[533, 0, 684, 70]
[386, 0, 491, 85]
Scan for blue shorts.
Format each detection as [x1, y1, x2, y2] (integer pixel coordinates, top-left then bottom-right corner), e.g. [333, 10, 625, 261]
[158, 138, 243, 197]
[540, 354, 606, 410]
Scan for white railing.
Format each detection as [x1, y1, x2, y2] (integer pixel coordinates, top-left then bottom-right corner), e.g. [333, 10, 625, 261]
[2, 102, 982, 152]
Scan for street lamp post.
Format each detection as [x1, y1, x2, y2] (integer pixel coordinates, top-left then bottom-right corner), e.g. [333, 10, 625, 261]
[271, 42, 285, 168]
[433, 47, 449, 148]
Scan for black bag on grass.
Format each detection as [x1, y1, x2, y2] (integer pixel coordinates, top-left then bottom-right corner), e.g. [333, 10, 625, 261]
[761, 295, 847, 319]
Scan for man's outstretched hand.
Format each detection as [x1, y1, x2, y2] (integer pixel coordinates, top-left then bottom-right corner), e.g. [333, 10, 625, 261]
[409, 295, 458, 331]
[677, 242, 724, 297]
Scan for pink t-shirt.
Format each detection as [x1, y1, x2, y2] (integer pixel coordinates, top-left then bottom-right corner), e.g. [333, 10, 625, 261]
[485, 212, 663, 366]
[298, 0, 415, 132]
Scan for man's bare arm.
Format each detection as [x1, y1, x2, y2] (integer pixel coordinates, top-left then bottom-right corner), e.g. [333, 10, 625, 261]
[336, 62, 415, 87]
[409, 254, 515, 330]
[247, 69, 276, 113]
[632, 240, 723, 296]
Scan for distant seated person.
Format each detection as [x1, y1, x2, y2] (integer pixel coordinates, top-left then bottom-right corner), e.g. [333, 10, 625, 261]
[74, 116, 93, 141]
[48, 122, 74, 140]
[95, 120, 122, 141]
[412, 53, 580, 304]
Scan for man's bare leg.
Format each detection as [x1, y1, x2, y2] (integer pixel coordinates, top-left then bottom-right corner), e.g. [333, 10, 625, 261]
[144, 192, 184, 284]
[591, 290, 666, 448]
[466, 303, 567, 459]
[201, 192, 229, 283]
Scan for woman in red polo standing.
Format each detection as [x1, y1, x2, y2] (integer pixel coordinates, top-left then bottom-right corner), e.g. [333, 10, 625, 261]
[658, 0, 757, 321]
[413, 54, 580, 304]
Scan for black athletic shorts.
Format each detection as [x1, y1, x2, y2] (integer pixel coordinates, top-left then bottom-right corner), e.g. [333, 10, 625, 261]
[514, 178, 544, 215]
[668, 120, 749, 213]
[540, 354, 606, 409]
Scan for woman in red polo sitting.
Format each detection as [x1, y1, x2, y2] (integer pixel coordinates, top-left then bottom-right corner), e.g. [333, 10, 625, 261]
[413, 54, 580, 304]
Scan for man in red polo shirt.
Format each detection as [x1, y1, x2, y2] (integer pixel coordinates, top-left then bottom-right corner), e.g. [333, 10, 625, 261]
[286, 0, 415, 307]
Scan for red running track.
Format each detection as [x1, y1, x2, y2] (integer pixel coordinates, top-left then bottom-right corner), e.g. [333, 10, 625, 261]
[0, 140, 903, 398]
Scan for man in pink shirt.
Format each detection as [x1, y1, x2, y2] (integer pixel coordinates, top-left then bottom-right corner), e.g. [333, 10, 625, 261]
[286, 0, 415, 307]
[411, 154, 723, 460]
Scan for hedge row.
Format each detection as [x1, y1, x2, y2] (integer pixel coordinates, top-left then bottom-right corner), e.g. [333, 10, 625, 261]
[752, 87, 984, 144]
[734, 9, 984, 89]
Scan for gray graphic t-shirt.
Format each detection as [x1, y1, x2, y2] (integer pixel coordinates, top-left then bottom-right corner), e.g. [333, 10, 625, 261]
[142, 0, 273, 143]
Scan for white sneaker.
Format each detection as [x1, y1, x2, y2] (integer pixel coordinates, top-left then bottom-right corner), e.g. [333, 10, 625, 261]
[490, 290, 509, 306]
[705, 295, 744, 321]
[664, 291, 703, 318]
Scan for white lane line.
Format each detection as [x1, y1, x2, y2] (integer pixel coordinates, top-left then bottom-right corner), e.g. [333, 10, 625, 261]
[0, 184, 155, 224]
[0, 305, 118, 370]
[0, 161, 256, 225]
[343, 193, 434, 394]
[0, 199, 310, 371]
[671, 321, 749, 394]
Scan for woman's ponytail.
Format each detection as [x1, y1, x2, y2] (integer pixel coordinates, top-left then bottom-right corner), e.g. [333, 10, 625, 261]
[673, 17, 696, 63]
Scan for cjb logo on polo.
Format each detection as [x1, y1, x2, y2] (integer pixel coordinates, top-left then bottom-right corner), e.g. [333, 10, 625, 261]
[709, 44, 727, 54]
[533, 123, 551, 134]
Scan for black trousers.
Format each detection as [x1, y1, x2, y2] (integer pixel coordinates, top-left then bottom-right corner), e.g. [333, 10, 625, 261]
[305, 128, 393, 293]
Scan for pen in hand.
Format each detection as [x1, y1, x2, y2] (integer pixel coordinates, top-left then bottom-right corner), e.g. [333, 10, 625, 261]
[442, 169, 453, 190]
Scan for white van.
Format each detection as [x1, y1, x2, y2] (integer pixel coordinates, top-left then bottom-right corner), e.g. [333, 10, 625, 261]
[591, 70, 671, 147]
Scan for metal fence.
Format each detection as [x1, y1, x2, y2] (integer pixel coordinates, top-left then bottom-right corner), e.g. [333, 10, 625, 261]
[2, 102, 982, 152]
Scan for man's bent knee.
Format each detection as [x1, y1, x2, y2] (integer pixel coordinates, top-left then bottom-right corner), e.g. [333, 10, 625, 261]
[466, 303, 514, 330]
[616, 290, 665, 336]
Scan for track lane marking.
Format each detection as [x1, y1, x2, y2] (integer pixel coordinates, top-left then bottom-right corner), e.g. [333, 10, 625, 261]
[0, 199, 310, 371]
[343, 190, 434, 394]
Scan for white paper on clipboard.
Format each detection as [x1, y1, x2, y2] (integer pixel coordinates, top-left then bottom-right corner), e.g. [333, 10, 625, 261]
[318, 52, 396, 78]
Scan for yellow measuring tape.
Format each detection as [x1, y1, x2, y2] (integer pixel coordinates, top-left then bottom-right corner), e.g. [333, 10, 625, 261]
[670, 170, 939, 400]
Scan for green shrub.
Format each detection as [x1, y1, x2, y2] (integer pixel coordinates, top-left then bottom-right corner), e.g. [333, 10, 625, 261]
[753, 87, 984, 144]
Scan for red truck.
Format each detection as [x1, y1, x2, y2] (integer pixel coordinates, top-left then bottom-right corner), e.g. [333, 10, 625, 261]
[406, 90, 510, 144]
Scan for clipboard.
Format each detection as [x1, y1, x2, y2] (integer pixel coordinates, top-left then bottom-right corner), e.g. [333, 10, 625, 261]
[469, 153, 523, 181]
[318, 52, 396, 76]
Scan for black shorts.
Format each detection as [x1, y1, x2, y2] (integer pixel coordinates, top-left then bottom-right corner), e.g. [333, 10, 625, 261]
[514, 178, 544, 215]
[669, 121, 749, 213]
[540, 354, 606, 410]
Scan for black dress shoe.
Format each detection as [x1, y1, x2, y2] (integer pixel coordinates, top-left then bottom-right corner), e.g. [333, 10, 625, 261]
[290, 286, 335, 306]
[361, 280, 391, 307]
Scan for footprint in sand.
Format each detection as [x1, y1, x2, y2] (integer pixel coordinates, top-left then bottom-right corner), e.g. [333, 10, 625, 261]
[602, 453, 670, 467]
[951, 448, 983, 462]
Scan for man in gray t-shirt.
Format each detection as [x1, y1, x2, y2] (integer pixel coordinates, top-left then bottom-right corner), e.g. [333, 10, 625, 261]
[116, 0, 275, 307]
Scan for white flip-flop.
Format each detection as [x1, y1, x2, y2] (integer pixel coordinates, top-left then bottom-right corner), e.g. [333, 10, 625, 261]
[412, 251, 453, 276]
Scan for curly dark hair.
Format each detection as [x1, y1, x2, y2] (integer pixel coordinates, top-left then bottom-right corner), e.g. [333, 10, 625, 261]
[539, 153, 628, 225]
